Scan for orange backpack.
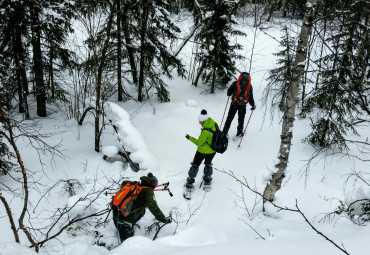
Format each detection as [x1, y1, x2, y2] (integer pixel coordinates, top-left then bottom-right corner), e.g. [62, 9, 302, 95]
[111, 183, 146, 217]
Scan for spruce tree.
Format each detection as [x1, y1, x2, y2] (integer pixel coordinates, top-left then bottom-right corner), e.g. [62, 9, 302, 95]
[300, 0, 369, 151]
[192, 0, 245, 93]
[134, 0, 185, 102]
[41, 0, 75, 101]
[0, 0, 30, 117]
[0, 134, 15, 175]
[264, 26, 296, 112]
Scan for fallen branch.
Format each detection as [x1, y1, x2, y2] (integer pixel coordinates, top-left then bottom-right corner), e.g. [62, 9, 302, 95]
[216, 168, 351, 255]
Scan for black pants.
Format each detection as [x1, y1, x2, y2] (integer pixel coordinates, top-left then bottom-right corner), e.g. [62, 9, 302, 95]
[115, 221, 134, 242]
[112, 206, 135, 242]
[192, 151, 215, 166]
[187, 151, 215, 184]
[222, 102, 246, 135]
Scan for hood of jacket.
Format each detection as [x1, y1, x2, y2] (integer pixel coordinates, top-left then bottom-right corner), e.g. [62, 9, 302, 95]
[202, 117, 216, 131]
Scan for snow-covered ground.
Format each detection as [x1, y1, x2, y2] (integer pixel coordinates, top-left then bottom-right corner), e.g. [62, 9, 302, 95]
[0, 14, 369, 255]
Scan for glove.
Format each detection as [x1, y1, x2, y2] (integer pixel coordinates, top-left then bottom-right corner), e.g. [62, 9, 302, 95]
[185, 134, 190, 140]
[165, 216, 172, 224]
[251, 105, 256, 111]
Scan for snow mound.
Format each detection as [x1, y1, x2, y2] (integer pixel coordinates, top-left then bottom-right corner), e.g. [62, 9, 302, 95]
[104, 102, 159, 171]
[102, 146, 120, 157]
[345, 185, 370, 216]
[185, 99, 197, 107]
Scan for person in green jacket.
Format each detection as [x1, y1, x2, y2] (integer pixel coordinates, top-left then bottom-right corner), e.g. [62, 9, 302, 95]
[185, 109, 217, 190]
[112, 173, 171, 242]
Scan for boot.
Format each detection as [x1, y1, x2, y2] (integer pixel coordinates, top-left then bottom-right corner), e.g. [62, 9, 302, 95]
[202, 175, 212, 192]
[203, 175, 212, 185]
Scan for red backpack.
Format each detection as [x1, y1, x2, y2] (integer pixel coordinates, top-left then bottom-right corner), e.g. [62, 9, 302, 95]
[233, 74, 251, 105]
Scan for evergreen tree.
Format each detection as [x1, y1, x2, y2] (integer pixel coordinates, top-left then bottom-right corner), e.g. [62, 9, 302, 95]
[0, 0, 30, 117]
[132, 0, 186, 102]
[0, 0, 75, 117]
[192, 0, 245, 93]
[264, 26, 296, 112]
[41, 0, 75, 101]
[300, 0, 369, 151]
[0, 130, 15, 175]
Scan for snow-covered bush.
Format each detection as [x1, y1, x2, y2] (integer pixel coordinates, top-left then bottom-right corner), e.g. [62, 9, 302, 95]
[337, 185, 370, 224]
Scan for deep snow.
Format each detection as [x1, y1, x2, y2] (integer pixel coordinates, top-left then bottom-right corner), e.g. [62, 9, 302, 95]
[0, 13, 369, 255]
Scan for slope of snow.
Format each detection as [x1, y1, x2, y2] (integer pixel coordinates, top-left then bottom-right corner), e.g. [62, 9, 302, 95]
[0, 14, 369, 255]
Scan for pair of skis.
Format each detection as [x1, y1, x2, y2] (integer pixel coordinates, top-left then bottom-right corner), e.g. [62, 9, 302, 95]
[183, 181, 211, 200]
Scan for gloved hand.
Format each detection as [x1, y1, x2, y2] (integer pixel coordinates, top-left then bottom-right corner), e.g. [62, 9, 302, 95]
[251, 105, 256, 111]
[185, 134, 190, 140]
[165, 216, 172, 224]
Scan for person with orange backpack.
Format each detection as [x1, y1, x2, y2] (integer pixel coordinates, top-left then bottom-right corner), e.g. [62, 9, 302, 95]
[111, 173, 171, 242]
[222, 72, 256, 137]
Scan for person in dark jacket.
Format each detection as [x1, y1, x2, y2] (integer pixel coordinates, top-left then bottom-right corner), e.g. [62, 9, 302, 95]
[222, 72, 256, 136]
[111, 173, 171, 242]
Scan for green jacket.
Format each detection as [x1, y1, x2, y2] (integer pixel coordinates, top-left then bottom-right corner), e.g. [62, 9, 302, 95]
[188, 117, 216, 154]
[115, 176, 166, 224]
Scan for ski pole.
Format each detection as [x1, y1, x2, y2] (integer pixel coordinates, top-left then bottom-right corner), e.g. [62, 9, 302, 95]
[154, 188, 173, 197]
[156, 182, 169, 188]
[238, 110, 254, 148]
[220, 96, 230, 129]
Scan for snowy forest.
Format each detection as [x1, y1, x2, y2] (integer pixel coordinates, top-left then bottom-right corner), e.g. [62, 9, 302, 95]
[0, 0, 369, 254]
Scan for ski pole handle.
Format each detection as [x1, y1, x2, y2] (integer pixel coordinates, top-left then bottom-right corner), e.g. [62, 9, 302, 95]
[154, 188, 173, 197]
[157, 182, 169, 187]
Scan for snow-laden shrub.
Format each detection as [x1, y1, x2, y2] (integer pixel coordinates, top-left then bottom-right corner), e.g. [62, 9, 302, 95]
[336, 185, 370, 224]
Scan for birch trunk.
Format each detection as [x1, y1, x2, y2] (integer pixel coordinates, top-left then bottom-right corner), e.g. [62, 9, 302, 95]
[263, 0, 317, 208]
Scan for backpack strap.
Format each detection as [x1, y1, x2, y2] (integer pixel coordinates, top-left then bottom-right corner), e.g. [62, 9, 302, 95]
[202, 127, 214, 133]
[202, 123, 219, 148]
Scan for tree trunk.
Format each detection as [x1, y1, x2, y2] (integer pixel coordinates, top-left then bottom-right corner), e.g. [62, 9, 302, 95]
[49, 44, 55, 98]
[0, 109, 39, 252]
[193, 61, 205, 87]
[117, 0, 123, 101]
[210, 66, 216, 94]
[138, 1, 149, 102]
[94, 0, 117, 152]
[315, 18, 327, 90]
[263, 0, 317, 208]
[12, 30, 24, 114]
[0, 195, 20, 243]
[122, 6, 138, 86]
[12, 2, 29, 118]
[267, 0, 280, 22]
[231, 0, 250, 16]
[30, 1, 46, 117]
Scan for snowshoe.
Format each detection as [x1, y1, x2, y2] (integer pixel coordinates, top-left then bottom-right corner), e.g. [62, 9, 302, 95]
[200, 176, 212, 192]
[233, 132, 243, 141]
[203, 182, 211, 191]
[183, 183, 194, 200]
